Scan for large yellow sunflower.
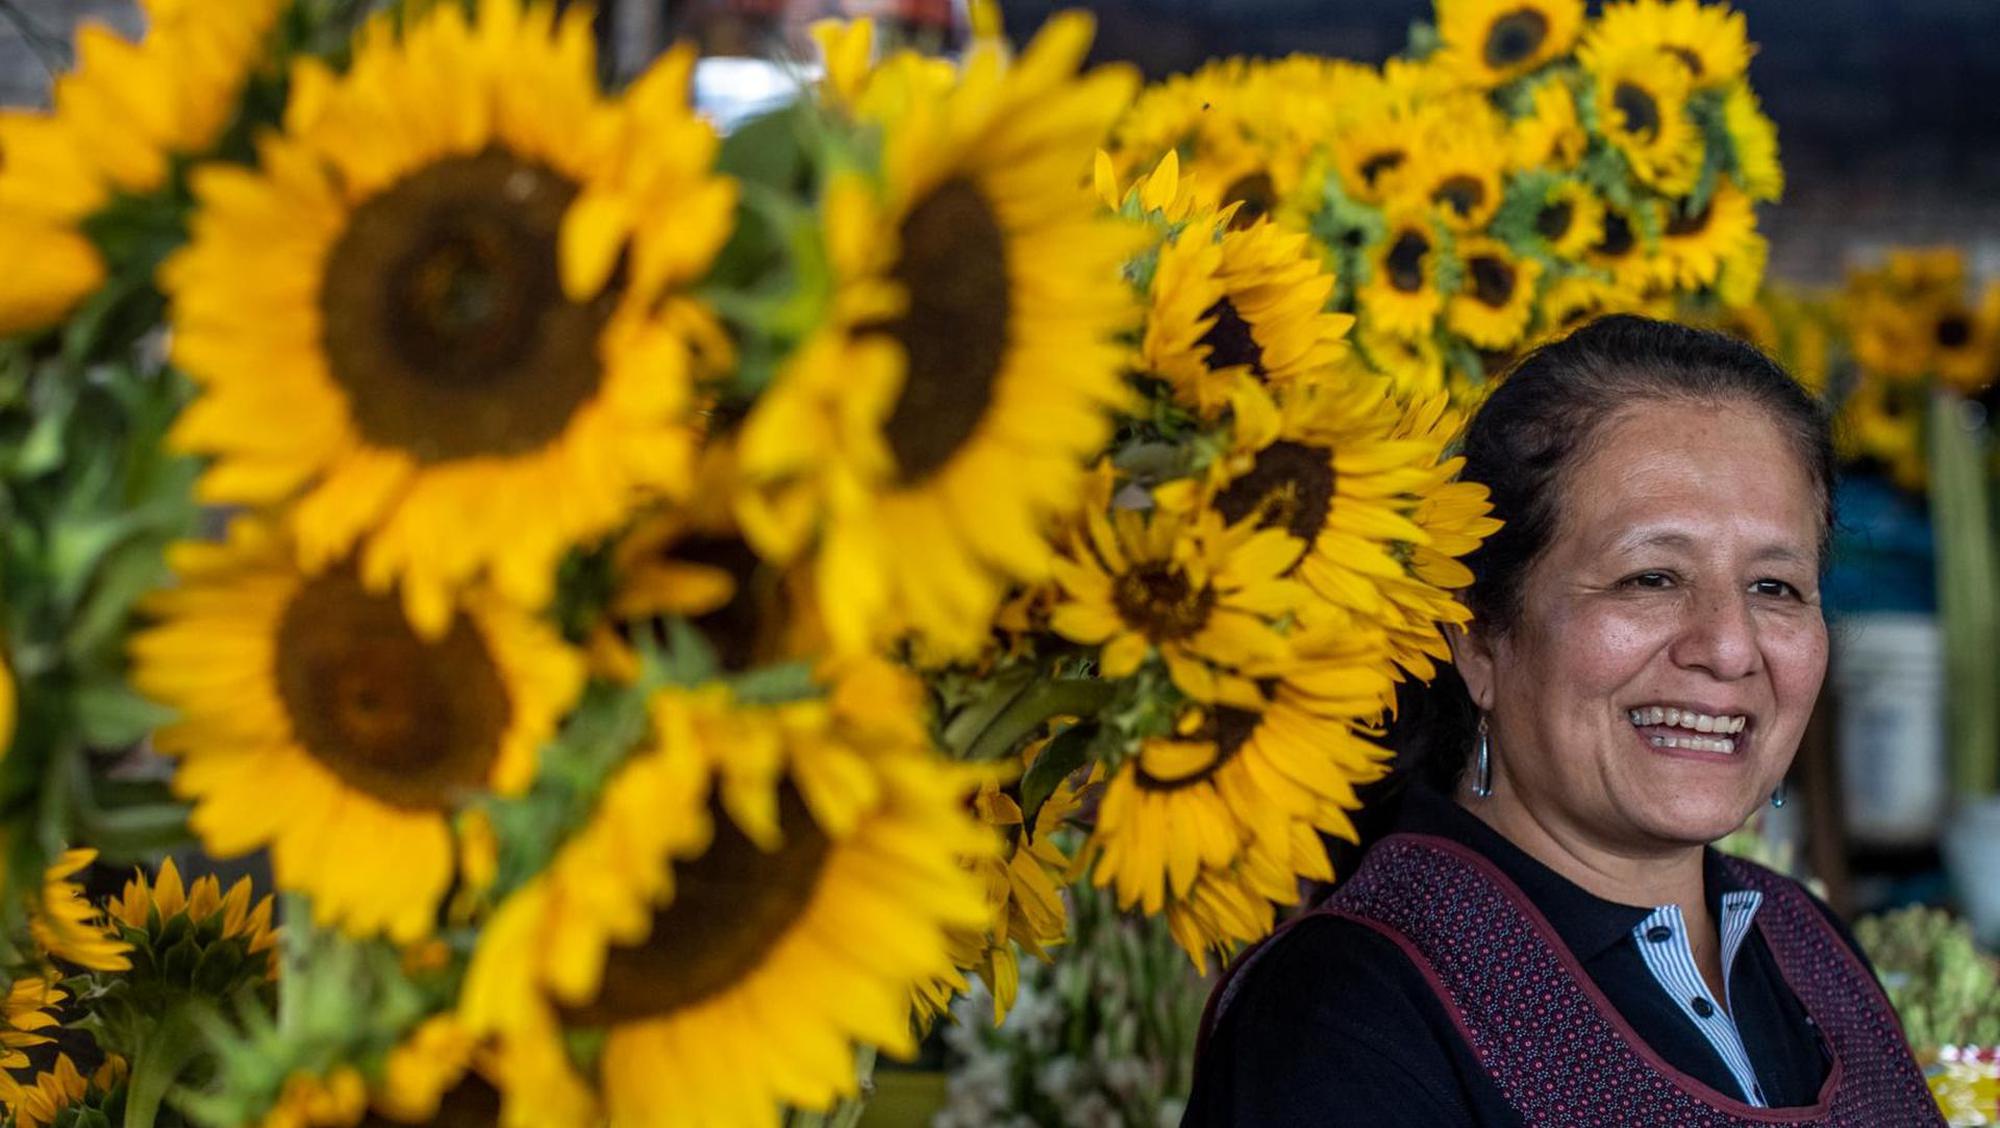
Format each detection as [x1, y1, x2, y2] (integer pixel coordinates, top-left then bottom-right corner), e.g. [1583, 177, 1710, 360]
[1164, 812, 1339, 972]
[460, 674, 992, 1128]
[1448, 237, 1545, 350]
[31, 849, 132, 971]
[731, 13, 1137, 661]
[163, 0, 734, 637]
[1582, 0, 1753, 90]
[0, 0, 285, 335]
[1357, 206, 1446, 340]
[0, 975, 62, 1070]
[1436, 0, 1585, 89]
[1048, 467, 1309, 710]
[129, 519, 585, 941]
[1086, 624, 1394, 918]
[1651, 179, 1764, 302]
[1587, 47, 1702, 195]
[1137, 174, 1354, 417]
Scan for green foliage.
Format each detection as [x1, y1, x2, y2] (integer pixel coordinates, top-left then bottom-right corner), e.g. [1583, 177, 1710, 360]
[1855, 906, 2000, 1047]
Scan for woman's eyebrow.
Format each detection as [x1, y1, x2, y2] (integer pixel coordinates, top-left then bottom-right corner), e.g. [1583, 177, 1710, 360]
[1607, 529, 1812, 564]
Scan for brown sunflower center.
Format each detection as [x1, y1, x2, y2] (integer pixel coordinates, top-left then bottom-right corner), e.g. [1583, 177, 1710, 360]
[1937, 313, 1974, 350]
[273, 566, 511, 810]
[1112, 564, 1215, 642]
[320, 148, 616, 465]
[566, 785, 831, 1025]
[1386, 230, 1431, 292]
[1595, 210, 1637, 259]
[1211, 440, 1335, 562]
[1198, 298, 1266, 376]
[1612, 82, 1662, 142]
[1484, 10, 1550, 69]
[872, 176, 1010, 485]
[1224, 172, 1277, 229]
[1666, 45, 1707, 77]
[1535, 199, 1575, 241]
[359, 1075, 501, 1128]
[1469, 255, 1518, 308]
[1665, 199, 1713, 237]
[1433, 176, 1488, 219]
[1135, 701, 1267, 791]
[1359, 150, 1406, 188]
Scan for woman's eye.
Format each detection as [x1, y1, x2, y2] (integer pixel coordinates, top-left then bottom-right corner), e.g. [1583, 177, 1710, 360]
[1621, 571, 1675, 589]
[1751, 578, 1800, 598]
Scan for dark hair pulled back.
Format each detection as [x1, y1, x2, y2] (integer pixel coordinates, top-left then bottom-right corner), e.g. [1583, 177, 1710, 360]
[1339, 315, 1837, 864]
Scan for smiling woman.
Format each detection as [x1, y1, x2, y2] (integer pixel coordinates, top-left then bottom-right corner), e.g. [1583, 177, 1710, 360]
[1186, 316, 1945, 1127]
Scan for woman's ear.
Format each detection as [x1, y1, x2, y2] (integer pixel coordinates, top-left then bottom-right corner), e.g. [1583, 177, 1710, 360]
[1446, 622, 1498, 713]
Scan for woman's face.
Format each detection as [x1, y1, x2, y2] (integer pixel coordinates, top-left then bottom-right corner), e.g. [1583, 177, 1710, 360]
[1466, 398, 1828, 850]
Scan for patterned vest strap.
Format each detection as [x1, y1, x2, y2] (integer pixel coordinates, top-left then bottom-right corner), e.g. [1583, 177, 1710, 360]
[1311, 833, 1942, 1126]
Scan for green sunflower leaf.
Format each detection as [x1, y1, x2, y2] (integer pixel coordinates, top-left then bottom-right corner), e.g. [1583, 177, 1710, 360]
[1019, 721, 1095, 832]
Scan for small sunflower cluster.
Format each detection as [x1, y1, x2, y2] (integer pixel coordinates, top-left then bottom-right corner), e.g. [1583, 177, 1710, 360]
[1108, 0, 1781, 403]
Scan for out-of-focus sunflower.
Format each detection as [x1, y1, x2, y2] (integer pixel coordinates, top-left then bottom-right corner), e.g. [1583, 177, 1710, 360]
[1585, 199, 1662, 294]
[1448, 237, 1545, 350]
[129, 519, 585, 942]
[0, 976, 62, 1069]
[1358, 207, 1446, 340]
[0, 0, 286, 334]
[31, 849, 131, 971]
[1048, 470, 1308, 710]
[258, 1016, 502, 1128]
[1840, 377, 1928, 493]
[1929, 286, 2000, 395]
[1138, 178, 1353, 416]
[1587, 47, 1701, 195]
[917, 740, 1086, 1026]
[1510, 77, 1589, 170]
[461, 675, 991, 1128]
[163, 1, 734, 637]
[1327, 101, 1420, 206]
[1404, 107, 1510, 232]
[1524, 177, 1606, 261]
[1086, 623, 1394, 918]
[1435, 0, 1585, 89]
[1, 1054, 117, 1128]
[1583, 0, 1752, 90]
[1722, 81, 1783, 202]
[1652, 180, 1764, 302]
[1161, 812, 1339, 972]
[733, 14, 1137, 662]
[1106, 58, 1255, 182]
[1532, 273, 1644, 345]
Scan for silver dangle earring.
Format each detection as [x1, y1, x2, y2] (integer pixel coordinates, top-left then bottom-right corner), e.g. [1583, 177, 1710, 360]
[1472, 714, 1494, 799]
[1770, 781, 1787, 809]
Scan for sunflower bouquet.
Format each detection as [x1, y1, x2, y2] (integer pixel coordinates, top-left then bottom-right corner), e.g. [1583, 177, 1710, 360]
[0, 0, 1795, 1124]
[1106, 0, 1782, 403]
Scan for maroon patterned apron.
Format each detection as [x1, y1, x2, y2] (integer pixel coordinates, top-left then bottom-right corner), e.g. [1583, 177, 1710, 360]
[1200, 833, 1943, 1126]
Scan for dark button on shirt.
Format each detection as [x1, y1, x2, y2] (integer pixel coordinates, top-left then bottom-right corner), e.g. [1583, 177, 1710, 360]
[1646, 924, 1675, 943]
[1184, 784, 1872, 1127]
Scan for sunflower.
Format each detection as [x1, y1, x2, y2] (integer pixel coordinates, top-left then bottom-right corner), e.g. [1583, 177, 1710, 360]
[1086, 622, 1394, 917]
[30, 849, 132, 971]
[1510, 77, 1589, 170]
[1436, 0, 1585, 89]
[1357, 207, 1446, 340]
[256, 1016, 503, 1128]
[129, 518, 585, 942]
[4, 1055, 92, 1128]
[1524, 177, 1606, 261]
[1328, 102, 1420, 206]
[1048, 468, 1309, 711]
[1651, 179, 1763, 301]
[1356, 323, 1448, 400]
[1586, 47, 1701, 195]
[460, 676, 992, 1128]
[0, 0, 285, 335]
[730, 14, 1137, 662]
[0, 976, 62, 1070]
[1403, 104, 1510, 232]
[162, 1, 733, 637]
[1721, 81, 1783, 202]
[1582, 0, 1753, 90]
[1585, 199, 1662, 294]
[1138, 183, 1354, 417]
[1929, 285, 2000, 395]
[1840, 378, 1928, 493]
[1532, 273, 1644, 345]
[106, 857, 279, 980]
[1448, 237, 1545, 350]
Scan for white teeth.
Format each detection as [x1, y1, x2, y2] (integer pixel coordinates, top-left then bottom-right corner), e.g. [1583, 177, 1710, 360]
[1647, 733, 1738, 754]
[1629, 708, 1749, 735]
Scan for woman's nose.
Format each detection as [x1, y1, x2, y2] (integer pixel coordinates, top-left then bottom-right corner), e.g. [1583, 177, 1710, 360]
[1668, 588, 1761, 680]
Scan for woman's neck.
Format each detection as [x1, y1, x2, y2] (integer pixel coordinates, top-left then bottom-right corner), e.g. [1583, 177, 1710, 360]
[1459, 788, 1707, 912]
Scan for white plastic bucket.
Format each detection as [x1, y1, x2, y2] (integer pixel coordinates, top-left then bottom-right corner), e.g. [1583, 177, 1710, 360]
[1832, 613, 1947, 846]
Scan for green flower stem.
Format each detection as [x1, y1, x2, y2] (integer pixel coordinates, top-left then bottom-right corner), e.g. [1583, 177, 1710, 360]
[1929, 390, 2000, 797]
[963, 677, 1118, 763]
[123, 1005, 205, 1128]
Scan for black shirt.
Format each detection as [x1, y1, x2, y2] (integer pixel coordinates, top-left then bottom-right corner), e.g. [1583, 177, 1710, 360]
[1183, 785, 1873, 1126]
